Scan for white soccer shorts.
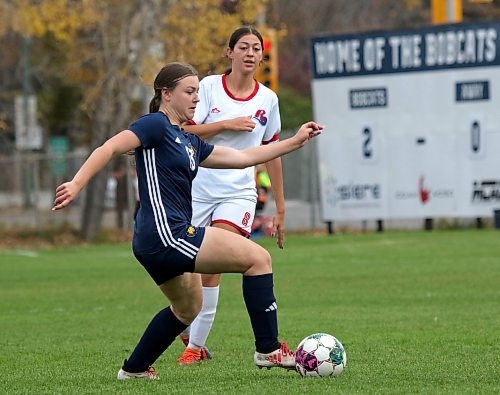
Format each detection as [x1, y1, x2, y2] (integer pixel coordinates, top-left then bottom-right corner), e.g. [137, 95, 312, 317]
[192, 198, 257, 237]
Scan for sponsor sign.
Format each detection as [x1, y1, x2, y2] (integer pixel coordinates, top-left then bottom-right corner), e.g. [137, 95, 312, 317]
[471, 180, 500, 203]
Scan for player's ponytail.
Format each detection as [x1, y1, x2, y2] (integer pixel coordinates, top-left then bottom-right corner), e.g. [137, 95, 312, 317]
[149, 90, 162, 113]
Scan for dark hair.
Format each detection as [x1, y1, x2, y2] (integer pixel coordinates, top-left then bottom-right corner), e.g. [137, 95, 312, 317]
[149, 62, 198, 113]
[228, 26, 263, 50]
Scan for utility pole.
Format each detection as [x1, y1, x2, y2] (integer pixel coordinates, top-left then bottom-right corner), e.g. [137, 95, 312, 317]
[21, 37, 32, 98]
[21, 36, 33, 209]
[17, 35, 42, 228]
[432, 0, 463, 24]
[427, 0, 463, 231]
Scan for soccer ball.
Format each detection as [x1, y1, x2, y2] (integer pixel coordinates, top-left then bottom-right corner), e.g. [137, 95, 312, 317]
[295, 333, 347, 377]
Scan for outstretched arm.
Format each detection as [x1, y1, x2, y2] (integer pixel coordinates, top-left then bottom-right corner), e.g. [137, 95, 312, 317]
[53, 130, 140, 210]
[201, 121, 323, 169]
[184, 116, 256, 140]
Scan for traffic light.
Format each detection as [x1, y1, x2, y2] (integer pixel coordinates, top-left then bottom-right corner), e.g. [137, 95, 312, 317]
[256, 28, 278, 93]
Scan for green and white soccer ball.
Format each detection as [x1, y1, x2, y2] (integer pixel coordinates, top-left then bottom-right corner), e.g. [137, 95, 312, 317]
[295, 333, 347, 377]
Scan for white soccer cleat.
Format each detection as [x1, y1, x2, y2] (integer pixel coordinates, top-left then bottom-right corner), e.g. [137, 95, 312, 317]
[117, 366, 160, 380]
[254, 342, 295, 370]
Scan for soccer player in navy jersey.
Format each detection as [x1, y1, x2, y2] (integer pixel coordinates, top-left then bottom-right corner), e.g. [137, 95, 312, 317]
[53, 62, 323, 380]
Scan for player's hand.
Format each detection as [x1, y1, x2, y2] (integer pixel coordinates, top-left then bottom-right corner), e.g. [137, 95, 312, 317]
[225, 116, 256, 132]
[293, 121, 324, 147]
[272, 211, 285, 249]
[52, 180, 81, 211]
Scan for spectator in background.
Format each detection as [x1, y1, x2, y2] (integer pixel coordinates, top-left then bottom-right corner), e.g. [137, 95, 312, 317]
[252, 164, 274, 236]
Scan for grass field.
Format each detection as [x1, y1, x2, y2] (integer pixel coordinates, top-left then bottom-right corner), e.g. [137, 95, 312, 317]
[1, 230, 499, 394]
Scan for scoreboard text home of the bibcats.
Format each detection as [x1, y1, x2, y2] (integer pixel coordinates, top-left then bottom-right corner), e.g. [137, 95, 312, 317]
[311, 21, 500, 222]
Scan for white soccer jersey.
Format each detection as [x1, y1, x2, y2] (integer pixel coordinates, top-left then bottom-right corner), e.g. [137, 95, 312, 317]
[191, 74, 281, 202]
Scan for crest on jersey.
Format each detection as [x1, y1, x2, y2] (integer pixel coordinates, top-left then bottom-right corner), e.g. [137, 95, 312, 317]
[186, 226, 197, 237]
[185, 144, 196, 171]
[252, 109, 268, 126]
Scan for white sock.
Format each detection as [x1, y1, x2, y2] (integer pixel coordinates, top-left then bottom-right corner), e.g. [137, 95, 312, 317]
[187, 286, 220, 350]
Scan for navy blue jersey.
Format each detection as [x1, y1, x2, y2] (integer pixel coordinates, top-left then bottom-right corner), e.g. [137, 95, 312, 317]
[129, 112, 214, 255]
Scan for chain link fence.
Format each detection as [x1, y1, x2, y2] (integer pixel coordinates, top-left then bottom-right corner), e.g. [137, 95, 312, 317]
[0, 133, 322, 232]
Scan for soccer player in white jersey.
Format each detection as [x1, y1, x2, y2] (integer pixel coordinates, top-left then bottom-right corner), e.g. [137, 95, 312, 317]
[178, 26, 286, 365]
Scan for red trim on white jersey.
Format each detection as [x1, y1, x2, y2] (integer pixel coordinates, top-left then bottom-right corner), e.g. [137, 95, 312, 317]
[191, 74, 281, 202]
[222, 74, 259, 101]
[211, 219, 251, 237]
[262, 133, 280, 144]
[186, 119, 196, 125]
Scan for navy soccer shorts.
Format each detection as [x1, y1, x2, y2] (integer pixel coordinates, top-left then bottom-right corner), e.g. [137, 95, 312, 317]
[133, 224, 206, 285]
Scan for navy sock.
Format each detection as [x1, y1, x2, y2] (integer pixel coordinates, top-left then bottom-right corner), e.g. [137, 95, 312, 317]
[242, 273, 280, 353]
[123, 306, 187, 373]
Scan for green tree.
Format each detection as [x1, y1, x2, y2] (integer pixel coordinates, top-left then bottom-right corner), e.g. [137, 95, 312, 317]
[164, 0, 268, 76]
[278, 86, 313, 130]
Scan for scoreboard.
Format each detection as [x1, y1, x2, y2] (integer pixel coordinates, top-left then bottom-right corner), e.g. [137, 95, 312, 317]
[310, 22, 500, 221]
